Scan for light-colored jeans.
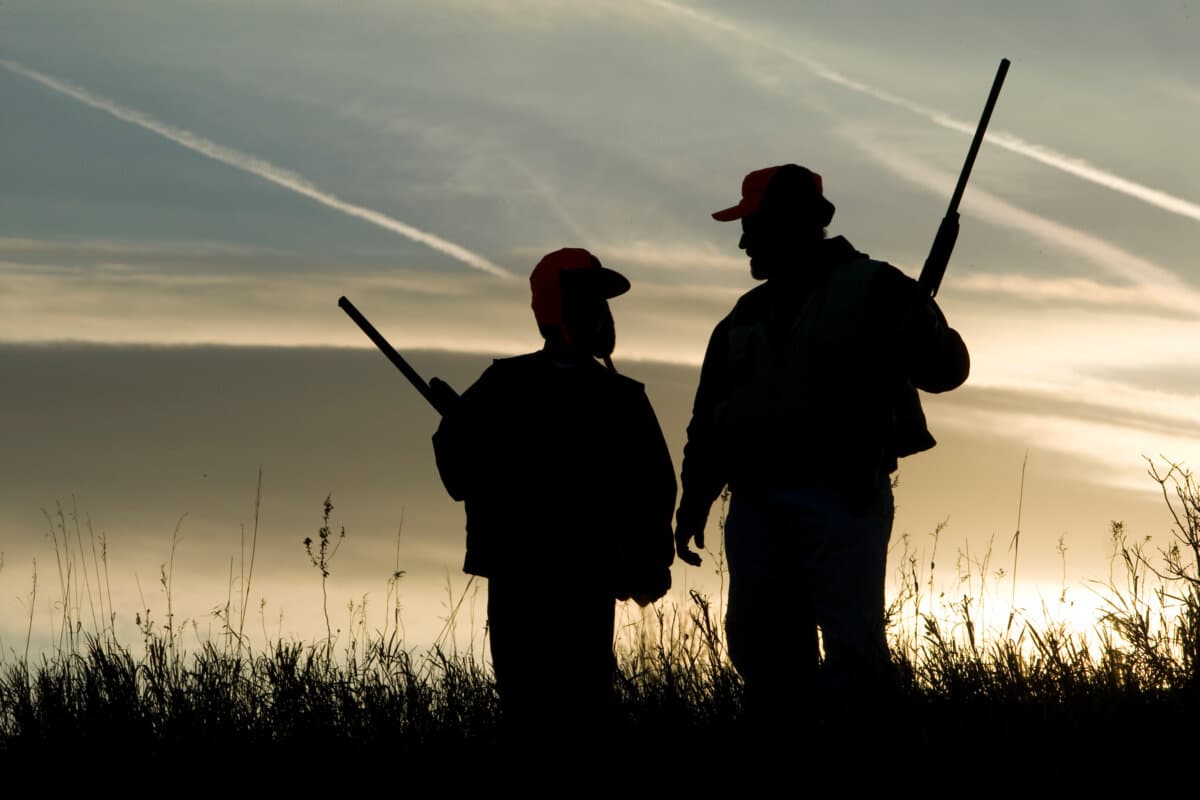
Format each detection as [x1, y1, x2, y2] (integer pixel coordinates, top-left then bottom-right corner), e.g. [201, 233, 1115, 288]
[724, 479, 894, 710]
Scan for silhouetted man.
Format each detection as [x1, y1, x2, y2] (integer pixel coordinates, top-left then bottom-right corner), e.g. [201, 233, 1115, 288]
[432, 248, 676, 742]
[674, 165, 970, 721]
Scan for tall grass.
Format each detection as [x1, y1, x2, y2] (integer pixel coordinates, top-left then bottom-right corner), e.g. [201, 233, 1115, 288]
[2, 459, 1198, 765]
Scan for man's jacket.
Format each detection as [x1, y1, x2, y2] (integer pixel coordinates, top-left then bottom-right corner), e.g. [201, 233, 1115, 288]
[676, 236, 969, 533]
[433, 351, 677, 600]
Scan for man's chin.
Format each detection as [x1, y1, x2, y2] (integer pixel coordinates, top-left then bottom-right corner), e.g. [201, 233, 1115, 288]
[749, 259, 773, 280]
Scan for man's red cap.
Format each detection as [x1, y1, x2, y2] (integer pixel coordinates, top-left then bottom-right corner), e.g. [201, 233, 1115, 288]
[530, 248, 630, 332]
[712, 164, 836, 225]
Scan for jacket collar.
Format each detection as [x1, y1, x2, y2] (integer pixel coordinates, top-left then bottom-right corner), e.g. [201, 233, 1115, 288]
[767, 235, 868, 288]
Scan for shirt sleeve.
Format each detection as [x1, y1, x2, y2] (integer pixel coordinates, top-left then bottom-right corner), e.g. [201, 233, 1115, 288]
[676, 317, 733, 534]
[875, 266, 970, 394]
[909, 298, 970, 393]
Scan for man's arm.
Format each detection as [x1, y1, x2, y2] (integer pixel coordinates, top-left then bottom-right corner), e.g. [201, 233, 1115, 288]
[674, 320, 733, 566]
[877, 266, 970, 394]
[908, 298, 970, 394]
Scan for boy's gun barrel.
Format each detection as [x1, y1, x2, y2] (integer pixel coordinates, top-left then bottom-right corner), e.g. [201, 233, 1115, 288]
[337, 296, 458, 416]
[918, 58, 1010, 298]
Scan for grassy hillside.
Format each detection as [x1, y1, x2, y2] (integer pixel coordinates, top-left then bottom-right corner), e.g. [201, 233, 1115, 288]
[2, 461, 1197, 774]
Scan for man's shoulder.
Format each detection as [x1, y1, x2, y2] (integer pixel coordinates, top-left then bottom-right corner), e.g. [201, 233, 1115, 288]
[856, 258, 921, 305]
[860, 257, 912, 283]
[827, 256, 917, 304]
[823, 236, 911, 287]
[723, 260, 902, 320]
[727, 282, 774, 320]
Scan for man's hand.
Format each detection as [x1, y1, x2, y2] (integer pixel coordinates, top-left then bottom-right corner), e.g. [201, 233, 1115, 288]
[898, 295, 944, 353]
[675, 524, 705, 567]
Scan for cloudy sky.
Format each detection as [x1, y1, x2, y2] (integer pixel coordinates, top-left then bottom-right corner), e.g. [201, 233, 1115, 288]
[2, 1, 1198, 654]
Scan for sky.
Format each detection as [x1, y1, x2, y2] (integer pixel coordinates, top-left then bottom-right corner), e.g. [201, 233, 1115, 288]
[1, 0, 1199, 656]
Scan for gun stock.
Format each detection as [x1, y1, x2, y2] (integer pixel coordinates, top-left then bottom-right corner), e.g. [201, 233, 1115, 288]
[337, 296, 459, 416]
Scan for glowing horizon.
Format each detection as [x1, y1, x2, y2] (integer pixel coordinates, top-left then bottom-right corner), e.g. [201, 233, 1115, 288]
[2, 1, 1198, 655]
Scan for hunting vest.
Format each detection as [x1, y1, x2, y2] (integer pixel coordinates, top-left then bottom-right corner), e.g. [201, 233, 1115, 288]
[715, 258, 910, 490]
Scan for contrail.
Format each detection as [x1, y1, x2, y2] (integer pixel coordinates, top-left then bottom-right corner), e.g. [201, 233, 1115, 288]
[0, 59, 513, 279]
[506, 157, 595, 246]
[647, 0, 1200, 224]
[842, 126, 1193, 294]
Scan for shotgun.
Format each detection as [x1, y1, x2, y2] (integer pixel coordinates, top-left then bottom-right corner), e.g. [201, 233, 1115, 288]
[893, 58, 1009, 459]
[337, 296, 459, 416]
[919, 58, 1010, 296]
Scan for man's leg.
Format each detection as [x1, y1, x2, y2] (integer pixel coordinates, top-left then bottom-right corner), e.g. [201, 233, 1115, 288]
[806, 478, 895, 696]
[724, 492, 819, 727]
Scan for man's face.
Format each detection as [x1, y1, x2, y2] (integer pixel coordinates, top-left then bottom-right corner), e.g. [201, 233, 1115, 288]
[561, 286, 616, 358]
[738, 204, 824, 280]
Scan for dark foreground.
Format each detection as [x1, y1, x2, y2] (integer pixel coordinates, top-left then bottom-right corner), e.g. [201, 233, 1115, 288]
[2, 622, 1197, 787]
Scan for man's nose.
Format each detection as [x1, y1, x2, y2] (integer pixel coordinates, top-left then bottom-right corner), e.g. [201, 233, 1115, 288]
[738, 233, 748, 251]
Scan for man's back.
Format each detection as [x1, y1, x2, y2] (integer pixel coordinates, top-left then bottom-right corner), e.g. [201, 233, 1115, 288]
[716, 253, 895, 488]
[680, 237, 968, 518]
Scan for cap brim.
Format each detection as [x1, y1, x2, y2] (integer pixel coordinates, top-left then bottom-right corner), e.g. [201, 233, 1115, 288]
[595, 266, 631, 298]
[712, 203, 745, 222]
[561, 266, 631, 299]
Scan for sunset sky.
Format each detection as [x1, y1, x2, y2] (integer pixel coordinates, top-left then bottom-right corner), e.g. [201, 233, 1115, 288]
[2, 1, 1198, 654]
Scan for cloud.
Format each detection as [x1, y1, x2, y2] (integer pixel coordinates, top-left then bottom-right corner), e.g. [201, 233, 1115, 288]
[953, 273, 1200, 318]
[933, 119, 1200, 224]
[841, 126, 1193, 294]
[505, 157, 596, 245]
[0, 237, 283, 258]
[0, 257, 739, 362]
[934, 399, 1200, 496]
[0, 343, 1185, 653]
[947, 384, 1200, 445]
[1159, 80, 1200, 106]
[511, 241, 745, 274]
[0, 59, 514, 279]
[0, 259, 524, 349]
[647, 0, 1200, 225]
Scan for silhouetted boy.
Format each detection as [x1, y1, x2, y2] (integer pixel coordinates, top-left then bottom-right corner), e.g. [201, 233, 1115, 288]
[433, 248, 676, 743]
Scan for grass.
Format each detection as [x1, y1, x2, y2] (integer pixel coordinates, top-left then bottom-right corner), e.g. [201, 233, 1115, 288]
[1, 459, 1199, 774]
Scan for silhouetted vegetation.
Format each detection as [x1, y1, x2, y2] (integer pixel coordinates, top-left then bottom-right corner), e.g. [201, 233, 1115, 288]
[2, 460, 1198, 773]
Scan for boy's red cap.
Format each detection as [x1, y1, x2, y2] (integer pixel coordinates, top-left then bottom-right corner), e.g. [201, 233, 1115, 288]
[530, 248, 630, 332]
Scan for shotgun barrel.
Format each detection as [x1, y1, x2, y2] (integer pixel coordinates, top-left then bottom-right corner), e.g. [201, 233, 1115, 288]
[893, 59, 1010, 459]
[918, 58, 1010, 297]
[337, 296, 459, 416]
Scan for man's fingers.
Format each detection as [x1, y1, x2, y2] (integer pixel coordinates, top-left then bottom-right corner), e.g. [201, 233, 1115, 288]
[675, 526, 706, 551]
[674, 526, 704, 566]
